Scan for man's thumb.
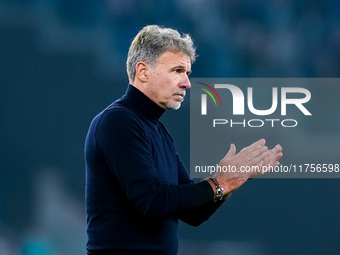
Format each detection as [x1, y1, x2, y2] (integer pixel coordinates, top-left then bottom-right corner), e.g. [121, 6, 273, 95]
[226, 143, 236, 158]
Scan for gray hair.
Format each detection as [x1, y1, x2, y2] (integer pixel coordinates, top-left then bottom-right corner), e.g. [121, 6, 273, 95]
[126, 25, 197, 83]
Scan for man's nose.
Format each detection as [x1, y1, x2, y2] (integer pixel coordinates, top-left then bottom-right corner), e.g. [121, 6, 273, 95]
[179, 74, 191, 90]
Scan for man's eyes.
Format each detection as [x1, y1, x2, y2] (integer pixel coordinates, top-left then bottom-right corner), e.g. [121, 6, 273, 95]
[173, 68, 191, 76]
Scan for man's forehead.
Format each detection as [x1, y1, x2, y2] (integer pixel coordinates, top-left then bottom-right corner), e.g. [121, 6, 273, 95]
[159, 50, 190, 62]
[157, 50, 191, 68]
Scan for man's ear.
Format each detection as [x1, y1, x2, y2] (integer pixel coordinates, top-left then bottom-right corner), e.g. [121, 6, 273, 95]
[135, 61, 149, 83]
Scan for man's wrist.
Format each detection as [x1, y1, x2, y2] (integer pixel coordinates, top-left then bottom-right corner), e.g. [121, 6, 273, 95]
[206, 178, 225, 202]
[211, 177, 225, 202]
[207, 178, 232, 201]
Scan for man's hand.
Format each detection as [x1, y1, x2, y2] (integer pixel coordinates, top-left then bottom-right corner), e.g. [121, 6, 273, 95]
[263, 144, 283, 169]
[208, 139, 283, 197]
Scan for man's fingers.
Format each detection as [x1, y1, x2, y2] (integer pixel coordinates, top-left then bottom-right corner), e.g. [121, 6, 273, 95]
[272, 152, 283, 165]
[219, 140, 283, 181]
[272, 144, 282, 154]
[244, 147, 268, 167]
[225, 143, 236, 159]
[240, 145, 268, 165]
[264, 145, 283, 166]
[251, 138, 266, 146]
[236, 138, 266, 160]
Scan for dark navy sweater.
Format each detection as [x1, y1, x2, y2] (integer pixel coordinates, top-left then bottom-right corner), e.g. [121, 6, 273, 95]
[85, 85, 223, 254]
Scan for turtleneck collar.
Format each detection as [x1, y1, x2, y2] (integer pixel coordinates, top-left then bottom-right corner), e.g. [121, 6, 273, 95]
[121, 84, 165, 121]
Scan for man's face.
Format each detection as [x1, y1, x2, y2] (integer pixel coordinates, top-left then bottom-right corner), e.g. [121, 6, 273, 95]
[146, 50, 192, 110]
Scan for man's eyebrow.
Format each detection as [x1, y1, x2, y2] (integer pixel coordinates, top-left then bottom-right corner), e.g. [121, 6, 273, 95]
[173, 65, 192, 74]
[172, 65, 186, 70]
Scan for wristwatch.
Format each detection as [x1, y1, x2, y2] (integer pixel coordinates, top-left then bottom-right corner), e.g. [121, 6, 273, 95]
[210, 177, 224, 202]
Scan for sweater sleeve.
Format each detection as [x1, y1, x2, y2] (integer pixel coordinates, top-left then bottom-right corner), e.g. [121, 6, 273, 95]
[94, 108, 216, 219]
[176, 153, 225, 226]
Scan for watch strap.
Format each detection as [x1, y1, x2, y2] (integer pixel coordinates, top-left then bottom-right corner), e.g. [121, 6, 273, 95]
[210, 177, 224, 202]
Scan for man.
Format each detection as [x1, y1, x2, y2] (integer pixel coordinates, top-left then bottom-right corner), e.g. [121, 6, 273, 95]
[85, 25, 282, 255]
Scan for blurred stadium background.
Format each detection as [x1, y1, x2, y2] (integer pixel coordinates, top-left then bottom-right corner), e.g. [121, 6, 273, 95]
[0, 0, 339, 254]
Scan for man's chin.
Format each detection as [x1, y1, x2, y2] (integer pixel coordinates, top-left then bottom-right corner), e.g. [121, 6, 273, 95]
[164, 102, 181, 110]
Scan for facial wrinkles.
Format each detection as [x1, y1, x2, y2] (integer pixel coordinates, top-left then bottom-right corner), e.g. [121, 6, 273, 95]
[148, 51, 191, 109]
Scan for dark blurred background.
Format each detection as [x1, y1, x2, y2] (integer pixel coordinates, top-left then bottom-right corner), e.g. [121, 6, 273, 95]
[0, 0, 339, 254]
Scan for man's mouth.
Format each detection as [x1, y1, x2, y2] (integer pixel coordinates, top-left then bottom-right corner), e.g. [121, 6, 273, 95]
[173, 91, 186, 98]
